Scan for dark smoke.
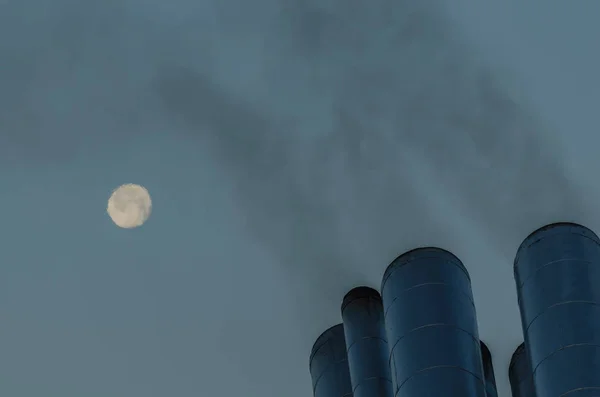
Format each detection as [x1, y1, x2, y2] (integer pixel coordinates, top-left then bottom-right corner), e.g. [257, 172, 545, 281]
[1, 0, 591, 395]
[2, 0, 587, 334]
[153, 0, 587, 327]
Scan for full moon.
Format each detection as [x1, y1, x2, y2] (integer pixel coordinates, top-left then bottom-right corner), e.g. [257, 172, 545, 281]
[107, 184, 152, 229]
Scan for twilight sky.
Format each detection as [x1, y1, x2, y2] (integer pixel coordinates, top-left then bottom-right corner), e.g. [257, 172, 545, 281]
[1, 1, 599, 397]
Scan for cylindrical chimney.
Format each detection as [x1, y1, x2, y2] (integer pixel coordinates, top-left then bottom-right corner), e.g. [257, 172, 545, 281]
[341, 286, 393, 397]
[514, 222, 600, 395]
[381, 247, 486, 396]
[509, 343, 536, 397]
[309, 324, 353, 397]
[479, 341, 498, 397]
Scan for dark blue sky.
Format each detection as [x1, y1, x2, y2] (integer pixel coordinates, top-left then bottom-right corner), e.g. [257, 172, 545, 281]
[1, 1, 599, 396]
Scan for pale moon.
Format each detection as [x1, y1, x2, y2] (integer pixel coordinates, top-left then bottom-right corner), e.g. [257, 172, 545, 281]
[107, 184, 152, 229]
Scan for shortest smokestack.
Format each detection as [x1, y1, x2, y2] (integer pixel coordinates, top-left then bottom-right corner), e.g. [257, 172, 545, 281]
[309, 324, 353, 397]
[509, 343, 536, 397]
[479, 341, 497, 397]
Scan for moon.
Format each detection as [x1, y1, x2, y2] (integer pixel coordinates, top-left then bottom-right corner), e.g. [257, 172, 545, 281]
[107, 184, 152, 229]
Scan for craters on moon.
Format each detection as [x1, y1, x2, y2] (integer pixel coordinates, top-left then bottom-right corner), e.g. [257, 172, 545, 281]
[107, 183, 152, 229]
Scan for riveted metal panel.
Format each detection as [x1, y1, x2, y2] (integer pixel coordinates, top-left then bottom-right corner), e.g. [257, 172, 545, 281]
[309, 324, 353, 397]
[514, 222, 600, 396]
[480, 341, 498, 397]
[341, 286, 393, 397]
[381, 247, 486, 397]
[508, 343, 536, 397]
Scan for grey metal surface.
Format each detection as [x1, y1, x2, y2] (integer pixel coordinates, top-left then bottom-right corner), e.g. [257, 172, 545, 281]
[341, 286, 393, 397]
[381, 247, 486, 397]
[309, 324, 353, 397]
[514, 222, 600, 396]
[508, 343, 536, 397]
[479, 341, 498, 397]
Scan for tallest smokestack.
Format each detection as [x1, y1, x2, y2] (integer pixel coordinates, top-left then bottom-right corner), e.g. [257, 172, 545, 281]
[341, 286, 393, 397]
[381, 247, 486, 396]
[514, 222, 600, 395]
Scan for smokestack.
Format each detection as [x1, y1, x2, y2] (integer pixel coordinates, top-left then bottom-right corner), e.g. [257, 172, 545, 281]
[309, 324, 353, 397]
[479, 341, 497, 397]
[509, 343, 536, 397]
[514, 222, 600, 395]
[341, 286, 393, 397]
[380, 247, 486, 396]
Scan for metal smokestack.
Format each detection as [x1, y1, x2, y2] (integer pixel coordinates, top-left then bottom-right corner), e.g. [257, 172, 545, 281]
[380, 247, 486, 396]
[508, 343, 536, 397]
[479, 341, 497, 397]
[309, 324, 353, 397]
[514, 222, 600, 395]
[341, 286, 393, 397]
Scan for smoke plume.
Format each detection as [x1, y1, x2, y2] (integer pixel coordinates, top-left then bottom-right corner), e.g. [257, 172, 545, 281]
[153, 0, 587, 326]
[1, 1, 591, 395]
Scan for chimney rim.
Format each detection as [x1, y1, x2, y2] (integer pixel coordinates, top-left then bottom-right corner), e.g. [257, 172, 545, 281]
[480, 340, 491, 360]
[341, 286, 382, 313]
[381, 246, 469, 291]
[513, 222, 599, 271]
[508, 342, 527, 373]
[309, 324, 345, 367]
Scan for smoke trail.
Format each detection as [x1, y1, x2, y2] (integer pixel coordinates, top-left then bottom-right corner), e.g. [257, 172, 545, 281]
[1, 0, 592, 395]
[153, 0, 587, 322]
[2, 0, 586, 327]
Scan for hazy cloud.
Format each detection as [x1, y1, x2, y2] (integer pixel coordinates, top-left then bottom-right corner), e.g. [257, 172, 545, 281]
[1, 0, 594, 395]
[152, 0, 587, 316]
